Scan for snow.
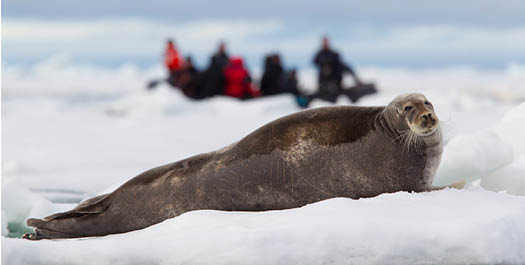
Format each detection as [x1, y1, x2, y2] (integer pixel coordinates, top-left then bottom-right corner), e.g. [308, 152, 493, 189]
[3, 189, 525, 265]
[2, 60, 525, 264]
[433, 130, 513, 185]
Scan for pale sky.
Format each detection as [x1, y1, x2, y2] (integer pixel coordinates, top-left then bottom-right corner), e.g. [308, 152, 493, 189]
[2, 0, 525, 69]
[3, 0, 525, 27]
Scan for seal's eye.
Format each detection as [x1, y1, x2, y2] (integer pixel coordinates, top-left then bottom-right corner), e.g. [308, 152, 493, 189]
[424, 101, 432, 106]
[404, 106, 413, 111]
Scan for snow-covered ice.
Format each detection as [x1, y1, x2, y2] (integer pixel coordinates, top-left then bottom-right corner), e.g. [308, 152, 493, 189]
[3, 189, 525, 265]
[2, 60, 525, 264]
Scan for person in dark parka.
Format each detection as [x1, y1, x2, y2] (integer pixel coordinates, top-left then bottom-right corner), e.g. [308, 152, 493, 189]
[294, 36, 376, 108]
[260, 53, 303, 97]
[178, 56, 203, 99]
[260, 54, 285, 96]
[201, 42, 229, 98]
[313, 36, 362, 97]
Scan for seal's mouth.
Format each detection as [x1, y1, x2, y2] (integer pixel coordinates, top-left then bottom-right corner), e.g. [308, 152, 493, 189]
[416, 126, 438, 136]
[409, 111, 439, 136]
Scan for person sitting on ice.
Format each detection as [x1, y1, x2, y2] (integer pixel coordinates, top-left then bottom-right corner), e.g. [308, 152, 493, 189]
[260, 53, 302, 97]
[294, 36, 376, 108]
[223, 56, 260, 100]
[260, 53, 284, 96]
[164, 39, 186, 87]
[176, 56, 203, 99]
[201, 42, 230, 98]
[313, 36, 361, 97]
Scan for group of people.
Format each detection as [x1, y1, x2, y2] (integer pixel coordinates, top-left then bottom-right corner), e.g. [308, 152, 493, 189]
[156, 37, 376, 106]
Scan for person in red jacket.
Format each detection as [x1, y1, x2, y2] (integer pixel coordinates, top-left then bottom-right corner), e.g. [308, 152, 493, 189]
[164, 39, 186, 87]
[223, 56, 259, 99]
[165, 39, 184, 72]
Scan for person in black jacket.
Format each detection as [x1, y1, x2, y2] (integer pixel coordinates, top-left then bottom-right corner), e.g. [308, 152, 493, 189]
[180, 56, 203, 99]
[294, 36, 376, 108]
[260, 54, 284, 96]
[201, 42, 229, 98]
[283, 69, 300, 95]
[260, 53, 303, 97]
[313, 37, 362, 98]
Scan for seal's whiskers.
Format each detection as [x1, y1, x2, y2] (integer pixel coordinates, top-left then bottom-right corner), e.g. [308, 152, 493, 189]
[394, 129, 423, 152]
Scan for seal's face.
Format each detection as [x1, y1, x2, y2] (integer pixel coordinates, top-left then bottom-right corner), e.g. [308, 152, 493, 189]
[390, 93, 439, 136]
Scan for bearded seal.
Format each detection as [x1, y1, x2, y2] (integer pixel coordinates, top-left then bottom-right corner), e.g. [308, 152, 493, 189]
[23, 93, 463, 240]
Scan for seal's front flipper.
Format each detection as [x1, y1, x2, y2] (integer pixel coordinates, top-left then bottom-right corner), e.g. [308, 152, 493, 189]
[447, 179, 466, 189]
[428, 179, 466, 191]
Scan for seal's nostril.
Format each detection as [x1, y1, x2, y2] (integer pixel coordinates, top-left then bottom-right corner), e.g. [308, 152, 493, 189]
[421, 113, 434, 121]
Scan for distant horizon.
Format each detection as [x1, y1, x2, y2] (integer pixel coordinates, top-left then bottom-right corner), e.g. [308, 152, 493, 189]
[4, 52, 525, 73]
[3, 1, 525, 70]
[3, 19, 525, 71]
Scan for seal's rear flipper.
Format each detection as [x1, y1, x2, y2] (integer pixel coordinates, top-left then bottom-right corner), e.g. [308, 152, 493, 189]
[22, 227, 74, 240]
[75, 193, 111, 213]
[24, 218, 76, 240]
[42, 193, 111, 222]
[22, 232, 43, 240]
[23, 216, 86, 240]
[23, 193, 112, 240]
[26, 217, 45, 227]
[23, 218, 46, 240]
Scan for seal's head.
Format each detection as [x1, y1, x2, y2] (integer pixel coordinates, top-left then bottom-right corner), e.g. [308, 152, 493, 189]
[386, 93, 440, 137]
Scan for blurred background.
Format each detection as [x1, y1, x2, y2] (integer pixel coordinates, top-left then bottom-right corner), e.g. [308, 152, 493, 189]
[2, 0, 525, 244]
[3, 0, 525, 99]
[3, 0, 525, 69]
